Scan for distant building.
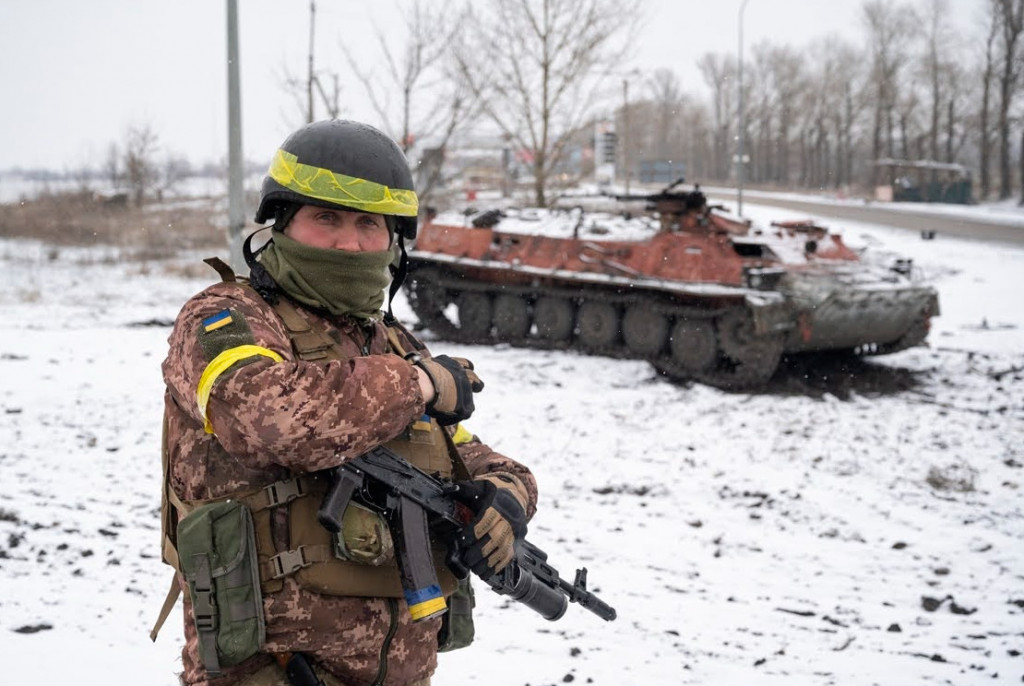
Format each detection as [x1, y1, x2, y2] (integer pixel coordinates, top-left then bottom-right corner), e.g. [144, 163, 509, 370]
[637, 160, 686, 185]
[873, 158, 973, 205]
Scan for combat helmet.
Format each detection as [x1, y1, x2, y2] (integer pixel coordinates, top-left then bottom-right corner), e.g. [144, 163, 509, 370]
[255, 119, 419, 240]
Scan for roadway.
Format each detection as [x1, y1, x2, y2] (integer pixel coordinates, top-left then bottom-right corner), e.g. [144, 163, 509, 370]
[702, 188, 1024, 246]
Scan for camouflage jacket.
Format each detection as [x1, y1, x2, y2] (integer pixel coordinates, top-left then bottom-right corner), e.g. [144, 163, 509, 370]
[161, 280, 538, 686]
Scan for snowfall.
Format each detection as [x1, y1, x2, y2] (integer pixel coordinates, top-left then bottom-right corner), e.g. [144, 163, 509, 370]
[0, 196, 1022, 686]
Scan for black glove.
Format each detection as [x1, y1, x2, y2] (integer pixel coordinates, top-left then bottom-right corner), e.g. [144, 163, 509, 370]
[415, 355, 484, 426]
[453, 473, 528, 580]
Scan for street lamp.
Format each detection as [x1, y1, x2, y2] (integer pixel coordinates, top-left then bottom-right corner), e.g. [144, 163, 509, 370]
[737, 0, 750, 217]
[226, 0, 245, 271]
[620, 68, 641, 194]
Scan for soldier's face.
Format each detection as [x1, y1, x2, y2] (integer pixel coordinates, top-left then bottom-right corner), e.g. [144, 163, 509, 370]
[286, 205, 390, 252]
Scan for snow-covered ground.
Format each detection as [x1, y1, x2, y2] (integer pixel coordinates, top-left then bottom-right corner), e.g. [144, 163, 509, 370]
[0, 201, 1021, 685]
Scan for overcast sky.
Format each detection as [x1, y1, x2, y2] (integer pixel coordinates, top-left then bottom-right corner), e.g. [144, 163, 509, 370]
[0, 0, 985, 172]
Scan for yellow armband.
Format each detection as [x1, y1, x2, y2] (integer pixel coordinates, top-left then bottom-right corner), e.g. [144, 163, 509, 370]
[196, 345, 283, 434]
[452, 423, 474, 446]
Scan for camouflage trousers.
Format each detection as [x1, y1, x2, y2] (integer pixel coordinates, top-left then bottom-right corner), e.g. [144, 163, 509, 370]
[236, 663, 430, 686]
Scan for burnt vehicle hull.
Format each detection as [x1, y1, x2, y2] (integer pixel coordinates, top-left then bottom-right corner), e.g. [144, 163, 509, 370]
[403, 189, 939, 389]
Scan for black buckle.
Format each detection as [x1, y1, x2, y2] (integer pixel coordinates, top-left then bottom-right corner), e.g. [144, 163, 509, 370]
[193, 591, 218, 632]
[265, 478, 306, 507]
[192, 553, 218, 632]
[270, 546, 310, 579]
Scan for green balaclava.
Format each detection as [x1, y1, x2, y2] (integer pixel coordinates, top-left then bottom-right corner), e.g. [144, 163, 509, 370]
[259, 229, 394, 321]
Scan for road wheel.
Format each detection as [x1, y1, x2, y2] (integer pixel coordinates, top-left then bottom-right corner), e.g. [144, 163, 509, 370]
[457, 292, 492, 339]
[533, 297, 574, 342]
[576, 300, 619, 349]
[493, 294, 531, 340]
[622, 305, 669, 356]
[714, 309, 783, 387]
[670, 319, 718, 372]
[405, 268, 456, 337]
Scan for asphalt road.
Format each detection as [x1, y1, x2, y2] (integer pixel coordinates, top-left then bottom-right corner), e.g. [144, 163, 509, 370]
[703, 189, 1024, 246]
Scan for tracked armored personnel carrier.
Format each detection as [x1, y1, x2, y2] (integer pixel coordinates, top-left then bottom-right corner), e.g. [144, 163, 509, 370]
[403, 183, 939, 388]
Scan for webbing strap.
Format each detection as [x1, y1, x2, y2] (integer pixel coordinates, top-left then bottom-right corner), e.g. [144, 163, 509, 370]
[384, 326, 409, 358]
[244, 475, 312, 512]
[203, 256, 237, 283]
[193, 554, 222, 674]
[270, 297, 340, 362]
[261, 544, 334, 582]
[149, 574, 182, 642]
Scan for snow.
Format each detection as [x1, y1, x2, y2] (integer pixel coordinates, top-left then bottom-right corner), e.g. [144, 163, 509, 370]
[1, 200, 1022, 685]
[432, 206, 663, 242]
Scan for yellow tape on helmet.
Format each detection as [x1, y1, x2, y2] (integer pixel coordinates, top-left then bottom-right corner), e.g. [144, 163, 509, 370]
[196, 345, 284, 434]
[269, 149, 419, 217]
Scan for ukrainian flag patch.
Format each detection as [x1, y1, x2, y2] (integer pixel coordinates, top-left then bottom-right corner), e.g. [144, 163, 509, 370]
[202, 309, 234, 332]
[412, 414, 432, 432]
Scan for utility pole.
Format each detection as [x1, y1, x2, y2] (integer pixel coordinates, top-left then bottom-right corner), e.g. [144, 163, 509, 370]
[307, 0, 316, 123]
[737, 0, 750, 217]
[623, 78, 630, 194]
[226, 0, 246, 271]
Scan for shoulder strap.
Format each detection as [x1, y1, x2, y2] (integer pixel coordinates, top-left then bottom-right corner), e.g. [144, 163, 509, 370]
[151, 412, 184, 642]
[268, 296, 343, 362]
[149, 575, 181, 642]
[203, 262, 343, 364]
[384, 326, 409, 358]
[203, 256, 237, 283]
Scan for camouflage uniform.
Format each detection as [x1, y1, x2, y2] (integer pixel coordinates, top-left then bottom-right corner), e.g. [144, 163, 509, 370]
[162, 280, 538, 686]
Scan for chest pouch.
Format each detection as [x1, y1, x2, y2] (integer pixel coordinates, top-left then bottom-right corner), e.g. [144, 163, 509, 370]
[177, 499, 265, 676]
[334, 500, 395, 566]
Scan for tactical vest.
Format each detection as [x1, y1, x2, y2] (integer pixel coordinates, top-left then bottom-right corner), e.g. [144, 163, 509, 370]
[151, 260, 468, 641]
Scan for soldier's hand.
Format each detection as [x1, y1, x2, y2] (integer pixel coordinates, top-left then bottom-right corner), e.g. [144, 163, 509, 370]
[415, 355, 484, 426]
[453, 473, 528, 580]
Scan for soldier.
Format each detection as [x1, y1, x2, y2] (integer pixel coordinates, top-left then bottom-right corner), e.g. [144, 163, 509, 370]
[156, 120, 537, 686]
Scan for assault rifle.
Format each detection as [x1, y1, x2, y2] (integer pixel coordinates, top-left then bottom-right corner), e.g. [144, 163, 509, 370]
[316, 445, 616, 623]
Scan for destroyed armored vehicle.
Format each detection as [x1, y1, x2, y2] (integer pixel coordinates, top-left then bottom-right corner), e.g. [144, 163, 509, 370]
[403, 182, 939, 389]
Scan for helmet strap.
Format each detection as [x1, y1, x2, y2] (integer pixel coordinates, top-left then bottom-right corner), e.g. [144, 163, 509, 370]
[384, 232, 409, 325]
[274, 203, 302, 231]
[243, 227, 279, 303]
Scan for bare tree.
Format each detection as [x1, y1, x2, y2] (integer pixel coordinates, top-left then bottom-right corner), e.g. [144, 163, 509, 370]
[979, 0, 1001, 198]
[644, 69, 689, 176]
[277, 2, 342, 129]
[862, 0, 917, 168]
[104, 143, 123, 191]
[160, 154, 194, 197]
[647, 69, 686, 142]
[339, 0, 477, 204]
[454, 0, 639, 206]
[747, 42, 777, 184]
[697, 53, 737, 181]
[123, 124, 160, 206]
[995, 0, 1024, 199]
[821, 38, 867, 188]
[921, 0, 957, 163]
[744, 43, 807, 185]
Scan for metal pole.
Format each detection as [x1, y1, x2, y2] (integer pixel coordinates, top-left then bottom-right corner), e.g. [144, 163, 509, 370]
[307, 1, 316, 123]
[623, 78, 631, 195]
[737, 0, 750, 217]
[226, 0, 246, 271]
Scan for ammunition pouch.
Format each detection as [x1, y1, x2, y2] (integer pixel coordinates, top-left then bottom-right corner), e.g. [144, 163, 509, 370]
[437, 576, 476, 652]
[334, 501, 394, 565]
[177, 499, 266, 675]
